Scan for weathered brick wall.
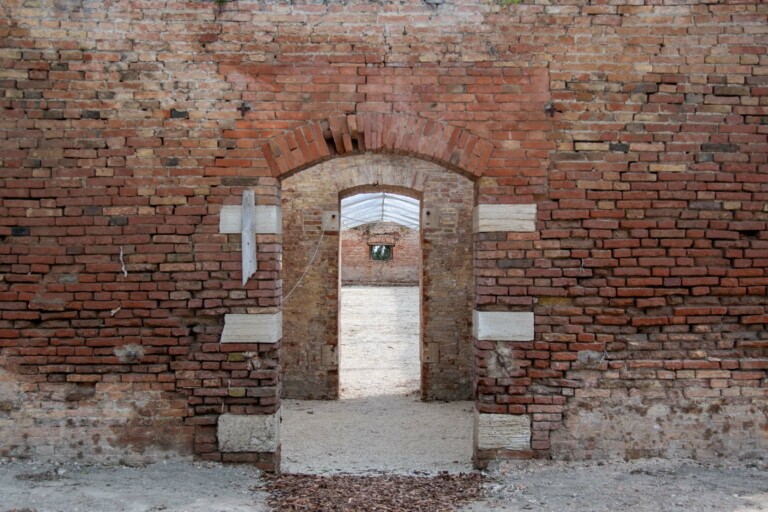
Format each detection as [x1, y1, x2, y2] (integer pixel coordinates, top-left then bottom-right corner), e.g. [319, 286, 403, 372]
[0, 0, 766, 466]
[341, 222, 420, 286]
[0, 169, 282, 466]
[0, 364, 193, 463]
[281, 155, 474, 400]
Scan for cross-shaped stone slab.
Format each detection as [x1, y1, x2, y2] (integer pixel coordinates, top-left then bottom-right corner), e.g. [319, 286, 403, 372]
[241, 190, 257, 286]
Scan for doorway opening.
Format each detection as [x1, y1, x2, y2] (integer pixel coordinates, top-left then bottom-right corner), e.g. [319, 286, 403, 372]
[278, 155, 475, 474]
[338, 192, 422, 399]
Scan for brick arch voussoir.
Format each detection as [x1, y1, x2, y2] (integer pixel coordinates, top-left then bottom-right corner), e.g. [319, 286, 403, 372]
[261, 114, 493, 180]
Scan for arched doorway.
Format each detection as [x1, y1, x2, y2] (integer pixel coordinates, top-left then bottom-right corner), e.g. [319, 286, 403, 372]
[213, 114, 537, 472]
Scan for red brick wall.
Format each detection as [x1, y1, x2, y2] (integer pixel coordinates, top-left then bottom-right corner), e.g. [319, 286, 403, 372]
[341, 222, 420, 286]
[0, 0, 766, 465]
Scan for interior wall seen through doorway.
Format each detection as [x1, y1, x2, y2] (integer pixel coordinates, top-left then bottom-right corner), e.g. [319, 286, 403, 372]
[341, 222, 420, 286]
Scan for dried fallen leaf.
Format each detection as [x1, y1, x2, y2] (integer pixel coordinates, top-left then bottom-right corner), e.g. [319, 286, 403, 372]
[261, 472, 484, 512]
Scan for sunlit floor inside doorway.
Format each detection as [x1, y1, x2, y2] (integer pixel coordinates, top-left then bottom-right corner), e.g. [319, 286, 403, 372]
[281, 286, 473, 474]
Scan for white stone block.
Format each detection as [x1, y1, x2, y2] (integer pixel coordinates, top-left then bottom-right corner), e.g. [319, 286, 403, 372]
[475, 410, 531, 450]
[219, 205, 242, 233]
[218, 411, 280, 452]
[221, 313, 282, 344]
[473, 311, 534, 341]
[473, 204, 536, 233]
[241, 190, 257, 286]
[219, 205, 282, 234]
[322, 210, 340, 231]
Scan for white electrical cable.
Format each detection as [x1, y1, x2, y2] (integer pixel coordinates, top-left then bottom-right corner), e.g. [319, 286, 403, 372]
[282, 228, 325, 304]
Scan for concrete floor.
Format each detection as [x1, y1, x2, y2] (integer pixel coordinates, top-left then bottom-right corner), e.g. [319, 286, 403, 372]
[281, 286, 473, 474]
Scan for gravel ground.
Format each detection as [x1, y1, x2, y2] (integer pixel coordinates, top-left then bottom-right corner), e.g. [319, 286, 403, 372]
[0, 459, 266, 512]
[281, 396, 474, 475]
[338, 286, 421, 399]
[3, 458, 767, 512]
[463, 458, 768, 512]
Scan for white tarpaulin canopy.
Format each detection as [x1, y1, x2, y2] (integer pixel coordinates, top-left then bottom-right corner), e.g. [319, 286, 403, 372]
[341, 192, 420, 230]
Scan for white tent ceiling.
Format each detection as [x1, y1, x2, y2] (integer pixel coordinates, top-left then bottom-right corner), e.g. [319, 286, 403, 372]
[341, 192, 420, 230]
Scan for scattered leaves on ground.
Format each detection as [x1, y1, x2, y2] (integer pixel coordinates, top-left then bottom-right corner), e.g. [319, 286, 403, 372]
[261, 472, 484, 511]
[15, 470, 66, 482]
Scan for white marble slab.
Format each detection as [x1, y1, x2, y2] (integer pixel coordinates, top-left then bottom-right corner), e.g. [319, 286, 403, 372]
[473, 204, 536, 233]
[221, 313, 282, 344]
[219, 205, 282, 234]
[475, 410, 531, 450]
[241, 191, 257, 286]
[473, 311, 534, 341]
[218, 410, 281, 452]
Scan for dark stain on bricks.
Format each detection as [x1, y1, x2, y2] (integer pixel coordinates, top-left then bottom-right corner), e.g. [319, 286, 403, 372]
[609, 142, 630, 153]
[701, 143, 738, 153]
[221, 177, 261, 186]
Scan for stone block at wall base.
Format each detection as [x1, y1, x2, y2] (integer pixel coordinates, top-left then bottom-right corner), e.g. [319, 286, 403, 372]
[218, 411, 281, 453]
[473, 410, 532, 469]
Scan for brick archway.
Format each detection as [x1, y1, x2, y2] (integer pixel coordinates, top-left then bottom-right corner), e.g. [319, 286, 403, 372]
[214, 117, 539, 473]
[261, 114, 494, 180]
